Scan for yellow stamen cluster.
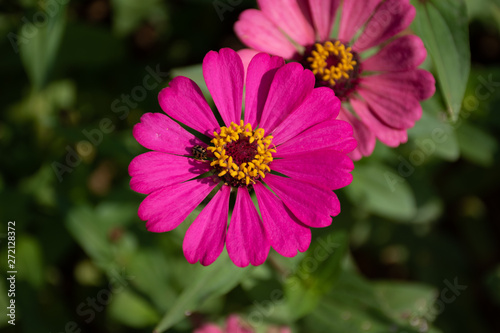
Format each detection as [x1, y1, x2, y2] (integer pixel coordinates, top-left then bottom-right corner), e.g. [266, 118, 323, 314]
[307, 41, 357, 86]
[207, 120, 275, 186]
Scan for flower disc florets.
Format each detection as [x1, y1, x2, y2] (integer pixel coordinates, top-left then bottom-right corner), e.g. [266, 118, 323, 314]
[304, 40, 361, 100]
[206, 120, 275, 187]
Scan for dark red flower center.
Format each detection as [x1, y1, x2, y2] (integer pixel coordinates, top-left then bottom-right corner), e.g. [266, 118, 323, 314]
[225, 136, 258, 166]
[206, 121, 275, 187]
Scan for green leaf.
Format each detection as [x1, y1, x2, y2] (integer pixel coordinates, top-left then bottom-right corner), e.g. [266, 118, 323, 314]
[456, 122, 498, 167]
[374, 282, 438, 323]
[16, 235, 44, 288]
[19, 2, 68, 90]
[19, 164, 57, 207]
[66, 206, 115, 268]
[305, 271, 392, 333]
[410, 198, 444, 225]
[154, 253, 252, 333]
[346, 163, 417, 221]
[411, 0, 470, 121]
[304, 271, 441, 333]
[465, 0, 500, 30]
[408, 97, 460, 162]
[127, 250, 177, 312]
[65, 204, 138, 271]
[109, 290, 160, 328]
[284, 231, 349, 319]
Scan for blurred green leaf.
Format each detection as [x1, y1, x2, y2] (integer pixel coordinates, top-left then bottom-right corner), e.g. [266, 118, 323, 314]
[410, 198, 443, 225]
[284, 231, 349, 319]
[374, 282, 437, 323]
[408, 97, 460, 162]
[95, 202, 138, 228]
[456, 122, 498, 167]
[305, 271, 392, 333]
[128, 250, 177, 312]
[65, 204, 137, 271]
[19, 165, 56, 207]
[154, 253, 252, 332]
[304, 271, 441, 333]
[465, 0, 500, 30]
[66, 206, 115, 268]
[240, 264, 273, 291]
[109, 290, 160, 328]
[346, 163, 417, 221]
[411, 0, 470, 121]
[19, 3, 67, 90]
[16, 235, 44, 288]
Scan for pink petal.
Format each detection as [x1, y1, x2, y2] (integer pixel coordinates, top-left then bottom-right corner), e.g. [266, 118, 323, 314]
[307, 0, 340, 41]
[225, 315, 251, 333]
[254, 182, 311, 257]
[353, 0, 416, 52]
[129, 152, 211, 194]
[237, 48, 260, 81]
[357, 86, 421, 130]
[272, 87, 340, 145]
[296, 0, 313, 25]
[133, 112, 206, 155]
[338, 0, 382, 42]
[259, 62, 315, 133]
[264, 174, 340, 228]
[203, 49, 244, 127]
[337, 108, 376, 160]
[347, 145, 363, 161]
[235, 9, 298, 59]
[258, 0, 315, 47]
[227, 187, 270, 267]
[271, 150, 353, 190]
[183, 185, 230, 266]
[244, 53, 285, 129]
[158, 76, 219, 137]
[275, 119, 357, 157]
[350, 97, 408, 147]
[139, 178, 218, 233]
[362, 35, 427, 72]
[360, 69, 436, 101]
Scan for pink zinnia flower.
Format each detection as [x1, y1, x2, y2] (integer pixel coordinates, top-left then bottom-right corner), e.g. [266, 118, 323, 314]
[235, 0, 436, 160]
[194, 314, 290, 333]
[129, 48, 356, 266]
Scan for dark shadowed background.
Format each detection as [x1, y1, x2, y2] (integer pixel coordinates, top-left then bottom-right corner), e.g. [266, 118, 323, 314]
[0, 0, 499, 332]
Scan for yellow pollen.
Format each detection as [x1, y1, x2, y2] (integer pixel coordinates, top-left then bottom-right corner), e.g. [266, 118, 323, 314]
[306, 41, 357, 86]
[207, 120, 275, 186]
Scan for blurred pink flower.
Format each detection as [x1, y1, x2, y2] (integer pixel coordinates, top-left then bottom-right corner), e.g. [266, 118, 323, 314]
[129, 48, 356, 266]
[194, 314, 290, 333]
[235, 0, 435, 160]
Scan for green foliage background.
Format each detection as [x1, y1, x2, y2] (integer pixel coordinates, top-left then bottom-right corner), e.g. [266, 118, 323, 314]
[0, 0, 499, 332]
